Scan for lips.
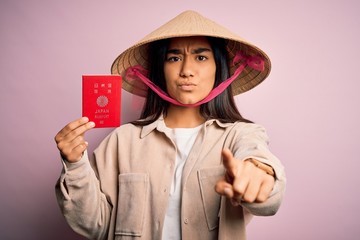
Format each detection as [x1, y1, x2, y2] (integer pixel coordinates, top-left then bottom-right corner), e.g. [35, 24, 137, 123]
[178, 82, 196, 91]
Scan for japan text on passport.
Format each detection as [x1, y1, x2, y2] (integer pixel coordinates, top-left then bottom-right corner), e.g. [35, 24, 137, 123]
[82, 75, 122, 128]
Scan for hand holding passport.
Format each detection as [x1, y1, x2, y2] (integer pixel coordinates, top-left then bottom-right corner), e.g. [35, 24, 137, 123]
[82, 75, 122, 128]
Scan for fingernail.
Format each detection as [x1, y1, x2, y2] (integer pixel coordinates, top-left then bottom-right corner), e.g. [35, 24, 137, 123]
[89, 122, 95, 128]
[82, 117, 89, 122]
[224, 188, 232, 196]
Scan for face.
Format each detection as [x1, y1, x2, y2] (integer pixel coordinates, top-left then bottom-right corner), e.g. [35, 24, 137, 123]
[164, 36, 216, 105]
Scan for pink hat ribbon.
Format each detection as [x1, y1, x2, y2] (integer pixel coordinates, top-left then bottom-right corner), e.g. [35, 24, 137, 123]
[125, 51, 264, 107]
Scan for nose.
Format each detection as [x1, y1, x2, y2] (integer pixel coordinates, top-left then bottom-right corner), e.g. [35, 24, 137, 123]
[179, 58, 194, 78]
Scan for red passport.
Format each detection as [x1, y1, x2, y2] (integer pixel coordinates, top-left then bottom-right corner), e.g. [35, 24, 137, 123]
[82, 75, 122, 128]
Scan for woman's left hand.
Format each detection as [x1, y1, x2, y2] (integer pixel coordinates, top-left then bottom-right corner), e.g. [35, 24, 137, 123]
[215, 149, 275, 205]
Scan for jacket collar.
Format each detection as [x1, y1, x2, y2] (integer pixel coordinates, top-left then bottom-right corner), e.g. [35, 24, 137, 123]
[140, 116, 234, 138]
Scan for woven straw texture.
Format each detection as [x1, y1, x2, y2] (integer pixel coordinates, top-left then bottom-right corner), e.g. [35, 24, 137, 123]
[111, 10, 271, 96]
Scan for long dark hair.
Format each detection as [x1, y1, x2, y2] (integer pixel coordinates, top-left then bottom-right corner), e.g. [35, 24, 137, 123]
[132, 37, 252, 126]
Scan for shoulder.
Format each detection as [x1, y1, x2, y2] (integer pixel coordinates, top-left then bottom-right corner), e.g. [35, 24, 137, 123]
[110, 123, 142, 137]
[232, 121, 267, 132]
[94, 123, 142, 152]
[213, 120, 267, 134]
[224, 121, 270, 143]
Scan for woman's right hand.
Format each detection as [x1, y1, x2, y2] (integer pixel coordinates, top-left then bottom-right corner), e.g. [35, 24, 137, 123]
[55, 117, 95, 163]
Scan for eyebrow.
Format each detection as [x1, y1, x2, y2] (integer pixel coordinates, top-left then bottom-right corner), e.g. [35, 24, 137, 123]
[166, 47, 212, 54]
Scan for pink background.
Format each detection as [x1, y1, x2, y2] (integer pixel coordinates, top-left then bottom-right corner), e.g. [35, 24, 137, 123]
[1, 0, 359, 239]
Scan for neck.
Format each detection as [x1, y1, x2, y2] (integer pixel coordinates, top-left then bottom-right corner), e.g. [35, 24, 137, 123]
[164, 105, 205, 128]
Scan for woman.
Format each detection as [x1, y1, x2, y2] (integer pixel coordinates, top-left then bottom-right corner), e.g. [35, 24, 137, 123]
[55, 10, 286, 240]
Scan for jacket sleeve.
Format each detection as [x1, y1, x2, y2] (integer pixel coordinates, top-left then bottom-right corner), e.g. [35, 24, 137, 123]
[232, 123, 286, 216]
[55, 150, 112, 240]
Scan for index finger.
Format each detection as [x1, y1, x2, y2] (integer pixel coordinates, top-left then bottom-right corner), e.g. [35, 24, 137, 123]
[55, 117, 92, 142]
[222, 148, 238, 179]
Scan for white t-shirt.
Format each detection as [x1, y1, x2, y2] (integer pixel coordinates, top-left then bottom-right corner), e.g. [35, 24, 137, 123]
[162, 125, 202, 240]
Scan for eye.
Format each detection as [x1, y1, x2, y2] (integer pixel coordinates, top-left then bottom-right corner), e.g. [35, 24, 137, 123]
[197, 55, 208, 61]
[166, 56, 181, 62]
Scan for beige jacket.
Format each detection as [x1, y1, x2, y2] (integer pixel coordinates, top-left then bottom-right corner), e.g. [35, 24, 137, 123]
[55, 118, 286, 240]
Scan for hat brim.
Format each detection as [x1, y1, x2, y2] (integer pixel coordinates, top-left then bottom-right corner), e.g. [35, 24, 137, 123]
[111, 10, 271, 97]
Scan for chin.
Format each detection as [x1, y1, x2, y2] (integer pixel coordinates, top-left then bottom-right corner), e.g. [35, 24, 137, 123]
[175, 94, 207, 105]
[178, 98, 197, 105]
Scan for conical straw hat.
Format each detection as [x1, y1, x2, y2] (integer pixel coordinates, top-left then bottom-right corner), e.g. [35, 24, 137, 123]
[111, 10, 271, 96]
